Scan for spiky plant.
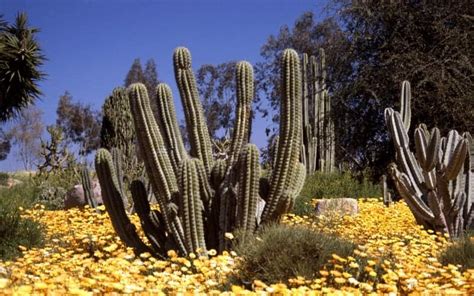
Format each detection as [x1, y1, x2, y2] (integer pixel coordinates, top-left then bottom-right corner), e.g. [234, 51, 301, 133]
[385, 81, 473, 238]
[95, 47, 306, 257]
[301, 49, 335, 174]
[0, 13, 45, 121]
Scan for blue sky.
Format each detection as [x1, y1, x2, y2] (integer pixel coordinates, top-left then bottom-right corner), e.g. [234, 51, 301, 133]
[0, 0, 326, 171]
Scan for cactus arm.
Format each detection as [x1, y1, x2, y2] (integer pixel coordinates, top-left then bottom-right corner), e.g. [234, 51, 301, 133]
[178, 159, 206, 254]
[400, 81, 411, 131]
[236, 144, 260, 235]
[173, 47, 214, 176]
[128, 83, 187, 254]
[262, 49, 303, 222]
[81, 166, 97, 209]
[445, 139, 468, 180]
[130, 179, 167, 256]
[95, 149, 153, 254]
[111, 147, 128, 209]
[228, 61, 254, 166]
[155, 83, 188, 173]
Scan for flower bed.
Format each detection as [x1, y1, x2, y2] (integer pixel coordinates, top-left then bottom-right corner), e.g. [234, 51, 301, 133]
[1, 199, 473, 294]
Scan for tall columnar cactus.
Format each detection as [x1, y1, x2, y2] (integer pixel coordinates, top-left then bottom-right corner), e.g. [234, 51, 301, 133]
[385, 81, 473, 238]
[95, 47, 306, 257]
[81, 166, 97, 209]
[100, 87, 143, 186]
[301, 49, 336, 174]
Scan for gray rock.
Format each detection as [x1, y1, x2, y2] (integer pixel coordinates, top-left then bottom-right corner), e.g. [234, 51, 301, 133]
[64, 180, 103, 209]
[314, 198, 359, 216]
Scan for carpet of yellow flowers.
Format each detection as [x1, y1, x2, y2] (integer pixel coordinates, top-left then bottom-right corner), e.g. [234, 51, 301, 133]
[1, 199, 473, 295]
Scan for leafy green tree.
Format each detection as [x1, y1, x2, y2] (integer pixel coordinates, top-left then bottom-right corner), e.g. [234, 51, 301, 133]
[0, 129, 11, 161]
[0, 13, 45, 121]
[56, 91, 101, 157]
[196, 62, 237, 139]
[257, 2, 473, 179]
[124, 58, 159, 117]
[8, 105, 44, 170]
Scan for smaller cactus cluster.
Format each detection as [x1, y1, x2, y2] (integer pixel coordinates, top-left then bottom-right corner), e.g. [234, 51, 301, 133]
[301, 49, 335, 174]
[385, 81, 473, 238]
[95, 47, 306, 257]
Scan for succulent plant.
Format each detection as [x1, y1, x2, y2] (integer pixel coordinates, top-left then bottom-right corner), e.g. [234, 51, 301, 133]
[385, 81, 473, 238]
[301, 49, 335, 174]
[95, 47, 306, 257]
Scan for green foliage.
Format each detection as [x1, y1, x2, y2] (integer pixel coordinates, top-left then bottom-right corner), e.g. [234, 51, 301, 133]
[0, 171, 9, 186]
[294, 171, 381, 216]
[0, 12, 45, 121]
[56, 91, 101, 156]
[232, 224, 355, 284]
[0, 178, 44, 260]
[440, 231, 474, 271]
[99, 87, 143, 186]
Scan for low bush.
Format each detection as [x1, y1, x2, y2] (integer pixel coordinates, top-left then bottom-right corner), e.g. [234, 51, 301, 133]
[0, 181, 44, 260]
[232, 223, 355, 285]
[0, 171, 9, 186]
[439, 231, 474, 271]
[294, 171, 381, 216]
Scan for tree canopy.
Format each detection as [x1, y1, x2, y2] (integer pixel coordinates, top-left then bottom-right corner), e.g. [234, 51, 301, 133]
[256, 1, 473, 179]
[0, 13, 45, 121]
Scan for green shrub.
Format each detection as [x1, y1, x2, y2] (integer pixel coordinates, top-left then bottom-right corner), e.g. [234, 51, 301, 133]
[439, 231, 474, 271]
[294, 171, 381, 216]
[232, 223, 355, 285]
[0, 172, 9, 186]
[0, 184, 44, 260]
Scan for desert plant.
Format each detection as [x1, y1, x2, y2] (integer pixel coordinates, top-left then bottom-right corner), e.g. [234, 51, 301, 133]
[232, 223, 355, 285]
[294, 171, 381, 216]
[439, 230, 474, 271]
[385, 81, 473, 238]
[301, 49, 336, 174]
[100, 87, 143, 185]
[95, 47, 305, 257]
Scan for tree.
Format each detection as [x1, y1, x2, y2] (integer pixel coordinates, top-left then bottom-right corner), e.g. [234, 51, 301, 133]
[0, 128, 11, 161]
[0, 13, 45, 121]
[196, 62, 237, 139]
[257, 3, 473, 179]
[124, 58, 160, 118]
[56, 91, 101, 157]
[8, 105, 43, 170]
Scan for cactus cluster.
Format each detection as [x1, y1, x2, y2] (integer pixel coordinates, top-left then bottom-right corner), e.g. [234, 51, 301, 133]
[385, 81, 473, 238]
[95, 47, 306, 256]
[301, 49, 335, 174]
[100, 87, 143, 188]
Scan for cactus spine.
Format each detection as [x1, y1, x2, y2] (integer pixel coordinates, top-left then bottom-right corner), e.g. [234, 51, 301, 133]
[385, 81, 473, 237]
[96, 47, 306, 257]
[301, 49, 335, 174]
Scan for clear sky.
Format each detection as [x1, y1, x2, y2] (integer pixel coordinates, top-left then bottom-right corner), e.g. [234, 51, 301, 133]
[0, 0, 327, 171]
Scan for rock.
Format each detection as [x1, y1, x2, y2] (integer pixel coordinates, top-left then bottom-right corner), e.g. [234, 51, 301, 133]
[64, 180, 103, 209]
[6, 178, 22, 188]
[314, 198, 359, 216]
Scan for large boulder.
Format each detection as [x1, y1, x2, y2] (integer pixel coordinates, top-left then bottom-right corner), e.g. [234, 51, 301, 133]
[314, 198, 359, 217]
[64, 180, 103, 209]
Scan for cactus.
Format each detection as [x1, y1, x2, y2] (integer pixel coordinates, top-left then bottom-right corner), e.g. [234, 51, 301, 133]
[301, 49, 336, 174]
[96, 47, 306, 257]
[385, 81, 473, 238]
[100, 87, 144, 190]
[81, 166, 97, 209]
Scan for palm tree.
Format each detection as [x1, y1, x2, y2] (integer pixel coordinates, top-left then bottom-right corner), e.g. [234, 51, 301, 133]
[0, 12, 45, 121]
